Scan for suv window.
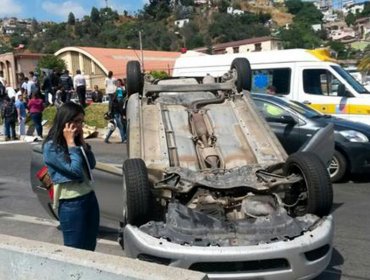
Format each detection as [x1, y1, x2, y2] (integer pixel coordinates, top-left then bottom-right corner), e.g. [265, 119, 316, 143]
[303, 69, 343, 96]
[252, 68, 291, 95]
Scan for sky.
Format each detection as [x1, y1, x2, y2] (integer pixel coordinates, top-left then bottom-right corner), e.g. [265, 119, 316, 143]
[0, 0, 149, 22]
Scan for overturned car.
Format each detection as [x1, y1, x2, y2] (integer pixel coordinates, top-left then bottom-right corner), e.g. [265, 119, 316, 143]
[121, 59, 334, 280]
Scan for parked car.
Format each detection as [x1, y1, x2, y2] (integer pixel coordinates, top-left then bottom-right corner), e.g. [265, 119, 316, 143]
[252, 93, 370, 182]
[31, 58, 334, 280]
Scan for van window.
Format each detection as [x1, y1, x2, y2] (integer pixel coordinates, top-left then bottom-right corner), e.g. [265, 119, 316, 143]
[252, 68, 291, 95]
[303, 69, 343, 96]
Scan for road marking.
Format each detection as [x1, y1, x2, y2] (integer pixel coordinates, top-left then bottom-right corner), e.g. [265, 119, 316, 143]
[0, 210, 118, 246]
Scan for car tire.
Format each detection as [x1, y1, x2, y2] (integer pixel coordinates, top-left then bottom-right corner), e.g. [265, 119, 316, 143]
[328, 150, 347, 183]
[283, 152, 333, 217]
[126, 60, 143, 96]
[230, 58, 252, 92]
[123, 158, 152, 226]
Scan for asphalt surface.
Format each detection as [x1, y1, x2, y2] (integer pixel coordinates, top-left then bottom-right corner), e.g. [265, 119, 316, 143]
[0, 139, 370, 279]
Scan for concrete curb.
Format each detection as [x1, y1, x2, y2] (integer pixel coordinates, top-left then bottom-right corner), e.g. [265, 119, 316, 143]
[0, 234, 208, 280]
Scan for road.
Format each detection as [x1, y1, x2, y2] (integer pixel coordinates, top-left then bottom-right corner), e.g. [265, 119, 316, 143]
[0, 139, 370, 279]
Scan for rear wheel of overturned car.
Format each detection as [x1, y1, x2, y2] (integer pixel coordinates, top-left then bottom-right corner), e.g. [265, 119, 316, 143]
[123, 158, 153, 227]
[283, 152, 333, 217]
[230, 58, 252, 92]
[126, 60, 143, 96]
[328, 150, 347, 183]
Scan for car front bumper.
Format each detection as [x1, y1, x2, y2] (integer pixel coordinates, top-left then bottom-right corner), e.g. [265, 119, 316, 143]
[124, 215, 334, 280]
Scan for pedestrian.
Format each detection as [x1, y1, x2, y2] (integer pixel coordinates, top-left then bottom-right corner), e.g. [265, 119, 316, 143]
[1, 96, 18, 141]
[42, 102, 99, 251]
[15, 93, 27, 137]
[59, 70, 73, 103]
[266, 85, 277, 95]
[74, 70, 86, 107]
[50, 68, 60, 105]
[91, 85, 103, 103]
[41, 71, 52, 105]
[27, 92, 44, 138]
[115, 78, 126, 101]
[105, 71, 116, 104]
[104, 92, 127, 144]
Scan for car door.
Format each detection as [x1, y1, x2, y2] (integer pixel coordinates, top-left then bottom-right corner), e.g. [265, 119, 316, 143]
[254, 99, 304, 154]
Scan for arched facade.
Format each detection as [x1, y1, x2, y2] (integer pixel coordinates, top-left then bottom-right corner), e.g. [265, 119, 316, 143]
[55, 47, 181, 91]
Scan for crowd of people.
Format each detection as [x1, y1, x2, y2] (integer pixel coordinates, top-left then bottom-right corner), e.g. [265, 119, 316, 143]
[0, 68, 127, 143]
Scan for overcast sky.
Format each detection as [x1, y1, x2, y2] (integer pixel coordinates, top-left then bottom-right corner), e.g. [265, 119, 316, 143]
[0, 0, 149, 22]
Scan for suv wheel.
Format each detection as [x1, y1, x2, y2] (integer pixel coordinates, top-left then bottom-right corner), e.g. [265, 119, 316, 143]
[283, 152, 333, 217]
[230, 58, 252, 92]
[123, 158, 152, 226]
[126, 60, 143, 96]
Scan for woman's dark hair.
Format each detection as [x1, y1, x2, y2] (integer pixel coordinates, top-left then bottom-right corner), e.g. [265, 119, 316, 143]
[43, 102, 85, 150]
[108, 71, 113, 78]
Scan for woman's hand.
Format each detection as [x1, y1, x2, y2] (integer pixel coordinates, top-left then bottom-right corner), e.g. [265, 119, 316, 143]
[63, 123, 77, 147]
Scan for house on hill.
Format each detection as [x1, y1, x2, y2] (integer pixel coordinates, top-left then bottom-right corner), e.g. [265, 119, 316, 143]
[193, 36, 282, 54]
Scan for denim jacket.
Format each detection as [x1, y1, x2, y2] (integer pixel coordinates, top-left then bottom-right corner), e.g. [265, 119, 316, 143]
[43, 141, 96, 184]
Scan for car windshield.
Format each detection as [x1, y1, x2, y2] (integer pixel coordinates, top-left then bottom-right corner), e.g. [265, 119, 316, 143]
[284, 99, 324, 118]
[331, 65, 369, 94]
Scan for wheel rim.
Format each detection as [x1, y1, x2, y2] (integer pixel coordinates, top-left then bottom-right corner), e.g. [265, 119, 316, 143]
[328, 156, 339, 178]
[286, 163, 309, 216]
[122, 179, 128, 222]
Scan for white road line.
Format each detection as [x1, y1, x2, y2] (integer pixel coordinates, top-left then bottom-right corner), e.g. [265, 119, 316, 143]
[0, 211, 118, 246]
[0, 210, 59, 227]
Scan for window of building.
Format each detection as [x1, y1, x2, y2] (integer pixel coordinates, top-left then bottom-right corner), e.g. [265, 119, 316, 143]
[233, 46, 239, 53]
[254, 43, 262, 51]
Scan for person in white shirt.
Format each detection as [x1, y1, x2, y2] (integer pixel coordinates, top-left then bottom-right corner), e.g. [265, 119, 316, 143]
[73, 70, 86, 107]
[105, 71, 116, 104]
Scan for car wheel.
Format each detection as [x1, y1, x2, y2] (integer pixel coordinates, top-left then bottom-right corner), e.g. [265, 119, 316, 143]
[123, 158, 153, 226]
[230, 58, 252, 92]
[283, 152, 333, 217]
[328, 150, 347, 183]
[126, 60, 143, 96]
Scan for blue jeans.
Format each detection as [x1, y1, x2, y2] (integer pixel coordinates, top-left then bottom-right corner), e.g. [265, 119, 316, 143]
[4, 118, 16, 138]
[58, 191, 100, 251]
[105, 113, 127, 142]
[30, 112, 43, 137]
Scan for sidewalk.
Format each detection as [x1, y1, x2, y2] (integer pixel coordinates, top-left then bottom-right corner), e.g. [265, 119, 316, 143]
[0, 123, 122, 143]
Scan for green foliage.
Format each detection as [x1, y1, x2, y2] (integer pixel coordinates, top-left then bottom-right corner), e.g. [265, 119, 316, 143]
[68, 12, 76, 25]
[286, 0, 323, 24]
[43, 103, 109, 129]
[345, 12, 356, 27]
[90, 7, 100, 23]
[37, 55, 66, 72]
[150, 70, 170, 79]
[278, 22, 322, 49]
[326, 41, 346, 59]
[209, 13, 270, 43]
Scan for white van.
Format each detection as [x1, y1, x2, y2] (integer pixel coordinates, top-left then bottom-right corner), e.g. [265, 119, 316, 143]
[173, 49, 370, 125]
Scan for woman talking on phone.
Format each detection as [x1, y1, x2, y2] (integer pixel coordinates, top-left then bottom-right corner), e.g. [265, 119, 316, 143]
[42, 102, 99, 251]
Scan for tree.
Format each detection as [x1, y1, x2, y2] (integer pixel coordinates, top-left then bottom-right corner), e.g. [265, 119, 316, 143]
[278, 22, 322, 49]
[37, 55, 66, 73]
[68, 12, 76, 25]
[345, 12, 356, 27]
[91, 7, 100, 23]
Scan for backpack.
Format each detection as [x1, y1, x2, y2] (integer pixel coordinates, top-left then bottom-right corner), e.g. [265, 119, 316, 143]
[4, 102, 17, 120]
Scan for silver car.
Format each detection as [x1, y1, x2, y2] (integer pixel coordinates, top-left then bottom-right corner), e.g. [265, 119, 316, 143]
[121, 59, 334, 279]
[31, 58, 334, 280]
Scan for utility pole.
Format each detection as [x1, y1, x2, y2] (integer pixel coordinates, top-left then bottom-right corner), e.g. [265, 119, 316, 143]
[139, 30, 144, 72]
[105, 0, 108, 8]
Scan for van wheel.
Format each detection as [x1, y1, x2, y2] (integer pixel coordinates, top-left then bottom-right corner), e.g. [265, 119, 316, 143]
[328, 150, 347, 183]
[126, 61, 143, 96]
[230, 58, 252, 92]
[123, 158, 152, 226]
[283, 152, 333, 217]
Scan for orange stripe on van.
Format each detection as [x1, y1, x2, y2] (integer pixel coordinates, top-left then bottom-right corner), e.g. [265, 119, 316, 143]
[310, 104, 370, 115]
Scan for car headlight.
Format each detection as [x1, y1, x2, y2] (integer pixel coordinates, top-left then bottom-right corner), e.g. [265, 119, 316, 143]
[338, 130, 369, 142]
